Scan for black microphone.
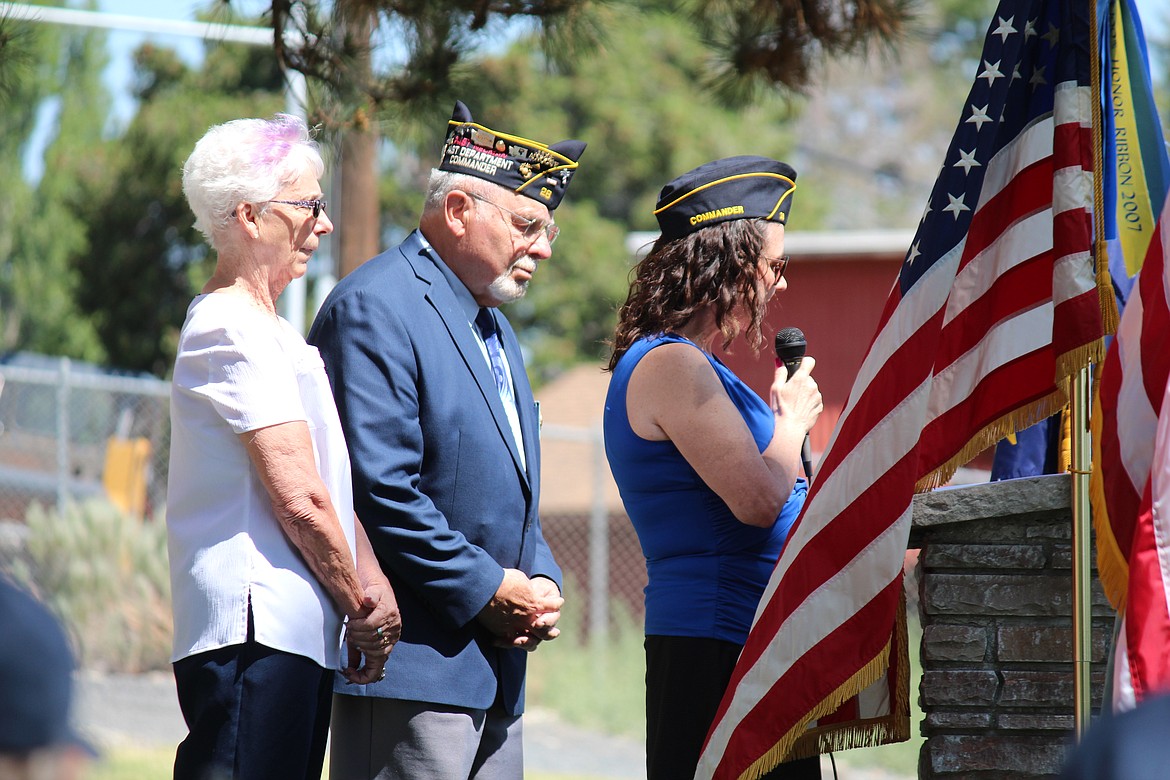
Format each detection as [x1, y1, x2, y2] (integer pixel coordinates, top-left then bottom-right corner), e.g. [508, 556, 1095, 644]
[774, 327, 813, 480]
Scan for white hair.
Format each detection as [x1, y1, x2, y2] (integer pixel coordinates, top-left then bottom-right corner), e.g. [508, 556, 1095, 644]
[181, 114, 324, 248]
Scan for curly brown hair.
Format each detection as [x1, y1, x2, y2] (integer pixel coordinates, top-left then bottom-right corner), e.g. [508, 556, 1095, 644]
[606, 219, 769, 371]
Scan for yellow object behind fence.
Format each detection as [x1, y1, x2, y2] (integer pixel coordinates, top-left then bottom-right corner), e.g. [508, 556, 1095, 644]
[102, 437, 152, 517]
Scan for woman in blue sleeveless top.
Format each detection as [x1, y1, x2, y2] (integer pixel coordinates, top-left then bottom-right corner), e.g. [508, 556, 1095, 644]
[603, 156, 823, 780]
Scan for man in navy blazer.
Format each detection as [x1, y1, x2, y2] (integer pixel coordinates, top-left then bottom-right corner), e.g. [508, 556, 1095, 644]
[309, 101, 585, 779]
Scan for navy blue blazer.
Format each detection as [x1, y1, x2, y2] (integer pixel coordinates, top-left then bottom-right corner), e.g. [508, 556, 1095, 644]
[308, 230, 562, 715]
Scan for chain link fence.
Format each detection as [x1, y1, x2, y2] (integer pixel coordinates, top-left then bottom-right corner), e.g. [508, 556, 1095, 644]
[0, 356, 171, 526]
[0, 358, 645, 635]
[541, 509, 647, 638]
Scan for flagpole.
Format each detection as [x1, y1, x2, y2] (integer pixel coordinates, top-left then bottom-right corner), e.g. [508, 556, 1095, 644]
[1071, 370, 1093, 739]
[1073, 0, 1105, 742]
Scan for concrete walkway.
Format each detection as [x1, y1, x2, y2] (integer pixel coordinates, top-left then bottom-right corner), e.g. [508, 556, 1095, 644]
[74, 671, 911, 779]
[74, 670, 647, 779]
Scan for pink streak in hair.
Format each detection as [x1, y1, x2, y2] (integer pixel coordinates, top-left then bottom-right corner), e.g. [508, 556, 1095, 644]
[252, 115, 301, 173]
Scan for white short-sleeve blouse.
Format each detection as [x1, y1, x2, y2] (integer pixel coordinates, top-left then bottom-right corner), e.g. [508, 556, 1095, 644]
[166, 292, 357, 669]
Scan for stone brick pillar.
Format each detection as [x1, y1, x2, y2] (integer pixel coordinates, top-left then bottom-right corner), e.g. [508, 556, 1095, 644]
[909, 474, 1114, 779]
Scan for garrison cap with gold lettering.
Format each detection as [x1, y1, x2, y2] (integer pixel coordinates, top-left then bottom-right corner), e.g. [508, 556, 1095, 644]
[654, 155, 797, 242]
[439, 101, 586, 210]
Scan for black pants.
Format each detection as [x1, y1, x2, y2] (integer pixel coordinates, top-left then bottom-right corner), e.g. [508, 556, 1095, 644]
[645, 635, 822, 780]
[172, 612, 333, 780]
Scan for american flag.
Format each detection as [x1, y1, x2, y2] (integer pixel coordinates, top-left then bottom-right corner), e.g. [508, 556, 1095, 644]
[1087, 0, 1170, 714]
[697, 0, 1108, 776]
[1091, 200, 1170, 711]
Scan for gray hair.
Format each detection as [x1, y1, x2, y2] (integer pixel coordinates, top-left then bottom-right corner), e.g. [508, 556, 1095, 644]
[423, 169, 497, 214]
[182, 114, 324, 248]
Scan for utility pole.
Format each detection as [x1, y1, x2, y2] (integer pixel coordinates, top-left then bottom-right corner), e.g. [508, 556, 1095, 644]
[331, 0, 380, 278]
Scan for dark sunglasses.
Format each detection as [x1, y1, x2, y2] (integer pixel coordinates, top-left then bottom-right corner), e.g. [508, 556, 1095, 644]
[269, 199, 328, 219]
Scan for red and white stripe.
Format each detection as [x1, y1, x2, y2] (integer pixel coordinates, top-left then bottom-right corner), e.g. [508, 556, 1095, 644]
[1092, 197, 1170, 711]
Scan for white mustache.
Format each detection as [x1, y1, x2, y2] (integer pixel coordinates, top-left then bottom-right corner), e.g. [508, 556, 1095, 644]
[512, 258, 538, 274]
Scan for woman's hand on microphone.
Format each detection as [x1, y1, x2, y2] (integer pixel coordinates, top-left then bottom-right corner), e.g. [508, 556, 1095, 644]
[771, 355, 823, 435]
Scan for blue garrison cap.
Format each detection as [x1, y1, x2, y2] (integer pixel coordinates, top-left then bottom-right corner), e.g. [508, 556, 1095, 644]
[439, 101, 587, 210]
[654, 155, 797, 242]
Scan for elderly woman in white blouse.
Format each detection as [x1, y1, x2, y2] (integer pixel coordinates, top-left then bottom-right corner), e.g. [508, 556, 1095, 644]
[166, 114, 400, 780]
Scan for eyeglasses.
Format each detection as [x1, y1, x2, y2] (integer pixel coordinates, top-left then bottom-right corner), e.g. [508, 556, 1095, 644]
[468, 192, 559, 245]
[269, 199, 328, 219]
[763, 255, 790, 279]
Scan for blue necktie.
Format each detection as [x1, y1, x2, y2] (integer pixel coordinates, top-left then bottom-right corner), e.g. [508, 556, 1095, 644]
[475, 307, 526, 468]
[476, 307, 512, 404]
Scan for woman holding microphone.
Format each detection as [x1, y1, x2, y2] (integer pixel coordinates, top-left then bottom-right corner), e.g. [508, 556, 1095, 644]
[604, 156, 823, 780]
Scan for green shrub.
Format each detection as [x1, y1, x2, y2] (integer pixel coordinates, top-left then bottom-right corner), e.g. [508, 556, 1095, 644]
[5, 499, 171, 672]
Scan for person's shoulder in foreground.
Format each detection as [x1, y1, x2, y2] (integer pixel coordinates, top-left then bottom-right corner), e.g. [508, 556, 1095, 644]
[0, 577, 93, 779]
[1059, 694, 1170, 780]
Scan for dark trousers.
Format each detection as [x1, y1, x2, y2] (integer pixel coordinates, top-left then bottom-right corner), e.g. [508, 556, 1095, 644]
[172, 617, 333, 780]
[645, 635, 821, 780]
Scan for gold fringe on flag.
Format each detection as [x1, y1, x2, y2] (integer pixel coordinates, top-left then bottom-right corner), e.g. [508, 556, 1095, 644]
[1059, 400, 1072, 473]
[1096, 240, 1120, 334]
[1088, 0, 1120, 337]
[1090, 397, 1130, 610]
[1056, 341, 1107, 386]
[915, 387, 1071, 493]
[737, 586, 912, 779]
[915, 327, 1106, 495]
